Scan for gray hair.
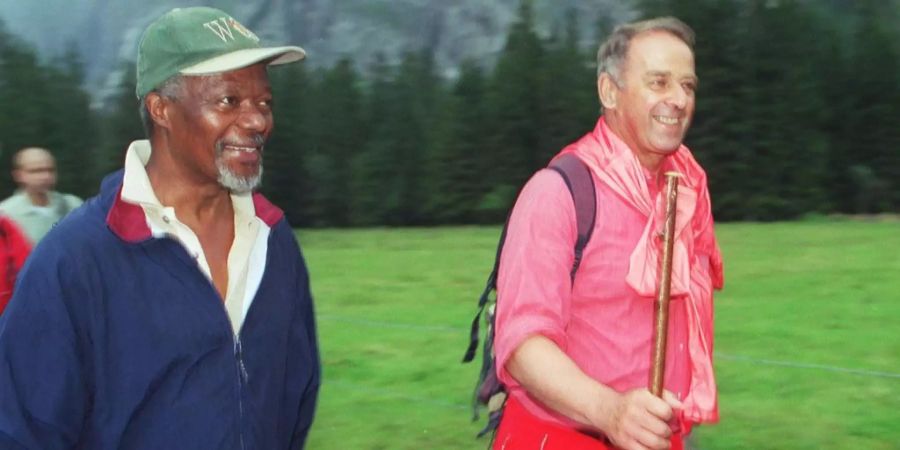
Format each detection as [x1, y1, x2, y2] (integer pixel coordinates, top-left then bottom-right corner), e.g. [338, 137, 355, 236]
[596, 17, 695, 83]
[139, 75, 187, 138]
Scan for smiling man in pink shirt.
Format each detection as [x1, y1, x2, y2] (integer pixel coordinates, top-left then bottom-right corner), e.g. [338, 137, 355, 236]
[492, 17, 724, 450]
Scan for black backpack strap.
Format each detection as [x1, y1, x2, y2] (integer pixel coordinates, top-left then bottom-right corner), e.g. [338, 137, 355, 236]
[548, 153, 597, 281]
[462, 209, 513, 363]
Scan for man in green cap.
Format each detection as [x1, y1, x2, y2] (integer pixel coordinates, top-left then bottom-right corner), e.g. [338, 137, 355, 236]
[0, 7, 320, 449]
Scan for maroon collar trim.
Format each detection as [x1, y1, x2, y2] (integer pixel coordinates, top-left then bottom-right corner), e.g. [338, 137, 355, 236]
[107, 186, 285, 243]
[252, 192, 284, 227]
[106, 185, 152, 243]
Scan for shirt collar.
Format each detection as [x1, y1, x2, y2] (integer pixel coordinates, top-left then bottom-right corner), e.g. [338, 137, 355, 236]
[107, 140, 284, 242]
[121, 140, 163, 207]
[120, 140, 256, 220]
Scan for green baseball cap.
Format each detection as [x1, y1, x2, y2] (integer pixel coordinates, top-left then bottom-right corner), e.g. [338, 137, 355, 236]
[135, 7, 306, 98]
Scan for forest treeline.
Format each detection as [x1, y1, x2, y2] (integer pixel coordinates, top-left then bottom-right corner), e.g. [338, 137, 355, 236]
[0, 0, 897, 226]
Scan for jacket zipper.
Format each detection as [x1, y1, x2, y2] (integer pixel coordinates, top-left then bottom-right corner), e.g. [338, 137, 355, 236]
[234, 335, 248, 450]
[211, 278, 247, 449]
[169, 237, 250, 447]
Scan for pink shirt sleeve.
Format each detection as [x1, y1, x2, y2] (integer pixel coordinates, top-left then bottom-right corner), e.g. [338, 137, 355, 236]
[494, 169, 578, 388]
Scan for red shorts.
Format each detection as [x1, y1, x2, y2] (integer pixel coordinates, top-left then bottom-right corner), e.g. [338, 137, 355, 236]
[492, 396, 683, 450]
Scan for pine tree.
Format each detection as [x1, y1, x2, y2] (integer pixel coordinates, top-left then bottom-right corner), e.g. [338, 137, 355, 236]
[482, 0, 545, 221]
[425, 61, 490, 223]
[97, 63, 143, 183]
[738, 1, 834, 219]
[844, 0, 900, 212]
[44, 43, 100, 198]
[539, 8, 598, 163]
[385, 51, 436, 225]
[303, 59, 365, 226]
[266, 62, 315, 226]
[350, 53, 394, 226]
[0, 28, 46, 194]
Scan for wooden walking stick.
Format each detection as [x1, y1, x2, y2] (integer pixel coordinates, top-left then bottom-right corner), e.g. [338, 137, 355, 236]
[650, 172, 680, 398]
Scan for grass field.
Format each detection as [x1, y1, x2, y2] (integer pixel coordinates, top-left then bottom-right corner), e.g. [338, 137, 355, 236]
[299, 220, 900, 450]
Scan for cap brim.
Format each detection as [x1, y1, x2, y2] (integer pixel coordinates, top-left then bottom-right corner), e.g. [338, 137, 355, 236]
[180, 46, 306, 75]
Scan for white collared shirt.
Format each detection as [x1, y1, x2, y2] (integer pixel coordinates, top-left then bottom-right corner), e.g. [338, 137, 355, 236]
[120, 140, 265, 334]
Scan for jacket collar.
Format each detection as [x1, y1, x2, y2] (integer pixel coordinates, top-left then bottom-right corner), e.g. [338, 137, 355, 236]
[105, 141, 284, 243]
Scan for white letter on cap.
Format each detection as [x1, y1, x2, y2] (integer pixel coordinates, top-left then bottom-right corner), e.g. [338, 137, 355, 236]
[204, 17, 235, 42]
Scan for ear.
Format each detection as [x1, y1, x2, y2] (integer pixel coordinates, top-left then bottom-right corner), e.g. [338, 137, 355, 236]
[145, 92, 174, 131]
[598, 73, 619, 110]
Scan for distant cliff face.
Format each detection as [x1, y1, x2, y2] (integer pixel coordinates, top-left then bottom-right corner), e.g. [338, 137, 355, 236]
[0, 0, 632, 104]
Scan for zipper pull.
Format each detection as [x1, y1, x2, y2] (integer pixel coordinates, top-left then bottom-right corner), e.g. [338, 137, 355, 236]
[235, 338, 249, 383]
[239, 359, 249, 383]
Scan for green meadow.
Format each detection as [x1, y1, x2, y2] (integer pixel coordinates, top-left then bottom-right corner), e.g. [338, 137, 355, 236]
[300, 220, 900, 450]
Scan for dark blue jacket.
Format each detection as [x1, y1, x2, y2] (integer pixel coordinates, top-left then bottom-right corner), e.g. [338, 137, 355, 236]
[0, 171, 320, 449]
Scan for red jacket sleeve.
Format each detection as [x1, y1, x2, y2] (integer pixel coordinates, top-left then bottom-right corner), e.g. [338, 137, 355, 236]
[0, 217, 32, 314]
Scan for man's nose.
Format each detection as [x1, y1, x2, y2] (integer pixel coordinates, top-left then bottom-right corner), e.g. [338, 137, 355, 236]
[237, 103, 270, 132]
[668, 85, 691, 110]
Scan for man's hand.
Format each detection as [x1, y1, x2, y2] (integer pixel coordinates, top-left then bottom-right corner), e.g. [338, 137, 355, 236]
[596, 388, 682, 450]
[506, 337, 683, 449]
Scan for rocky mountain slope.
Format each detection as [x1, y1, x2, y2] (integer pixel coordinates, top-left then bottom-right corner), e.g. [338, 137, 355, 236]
[0, 0, 632, 103]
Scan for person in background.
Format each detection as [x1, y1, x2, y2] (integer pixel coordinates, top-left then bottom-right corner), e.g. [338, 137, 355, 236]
[0, 147, 83, 245]
[492, 17, 724, 450]
[0, 7, 320, 448]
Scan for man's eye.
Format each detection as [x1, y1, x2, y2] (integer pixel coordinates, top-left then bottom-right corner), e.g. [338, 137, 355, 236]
[219, 96, 237, 106]
[683, 83, 696, 93]
[649, 79, 667, 89]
